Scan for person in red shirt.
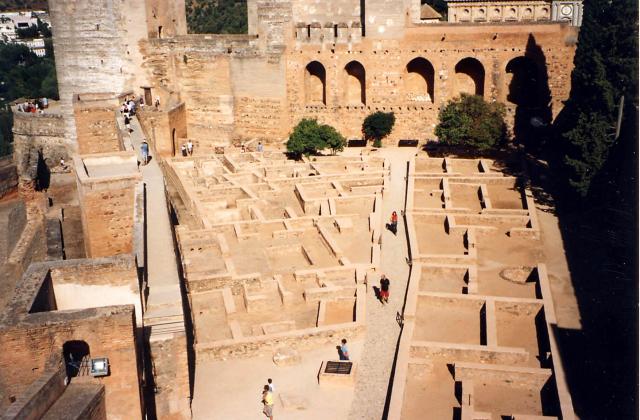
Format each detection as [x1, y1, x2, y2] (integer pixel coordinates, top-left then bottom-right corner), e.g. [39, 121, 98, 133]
[390, 211, 398, 235]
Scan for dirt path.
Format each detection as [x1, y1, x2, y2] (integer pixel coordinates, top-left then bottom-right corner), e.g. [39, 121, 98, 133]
[348, 148, 416, 420]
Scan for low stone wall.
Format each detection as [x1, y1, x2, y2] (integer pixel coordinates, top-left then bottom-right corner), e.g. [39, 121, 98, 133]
[1, 358, 66, 420]
[0, 158, 17, 199]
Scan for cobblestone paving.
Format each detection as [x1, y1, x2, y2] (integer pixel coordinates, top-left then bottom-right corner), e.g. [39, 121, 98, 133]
[348, 149, 414, 420]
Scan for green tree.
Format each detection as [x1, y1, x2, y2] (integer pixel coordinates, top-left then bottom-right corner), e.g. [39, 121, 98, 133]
[286, 119, 346, 158]
[319, 124, 346, 155]
[363, 111, 395, 148]
[555, 0, 638, 198]
[286, 119, 325, 158]
[186, 0, 248, 34]
[435, 94, 506, 151]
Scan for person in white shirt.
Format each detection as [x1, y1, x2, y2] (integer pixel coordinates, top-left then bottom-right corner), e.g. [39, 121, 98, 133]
[187, 140, 194, 156]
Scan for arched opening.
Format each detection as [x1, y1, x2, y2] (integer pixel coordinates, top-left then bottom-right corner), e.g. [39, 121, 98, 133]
[455, 57, 485, 96]
[305, 61, 326, 105]
[344, 61, 366, 105]
[506, 56, 540, 107]
[405, 57, 435, 103]
[63, 340, 91, 378]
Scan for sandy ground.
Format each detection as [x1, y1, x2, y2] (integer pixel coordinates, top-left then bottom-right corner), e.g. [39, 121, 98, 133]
[191, 340, 364, 420]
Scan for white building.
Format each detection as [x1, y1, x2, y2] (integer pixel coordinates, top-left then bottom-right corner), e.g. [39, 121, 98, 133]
[15, 37, 46, 57]
[0, 10, 50, 56]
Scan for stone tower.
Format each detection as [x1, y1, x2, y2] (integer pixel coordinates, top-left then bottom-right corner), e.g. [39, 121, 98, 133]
[47, 0, 187, 148]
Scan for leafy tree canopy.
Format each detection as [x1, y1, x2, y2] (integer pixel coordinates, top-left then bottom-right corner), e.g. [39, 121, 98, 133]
[286, 118, 346, 158]
[363, 111, 395, 147]
[435, 93, 506, 151]
[556, 0, 638, 198]
[186, 0, 247, 34]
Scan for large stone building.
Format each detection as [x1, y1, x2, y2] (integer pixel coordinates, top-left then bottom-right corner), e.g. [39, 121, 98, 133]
[22, 0, 579, 166]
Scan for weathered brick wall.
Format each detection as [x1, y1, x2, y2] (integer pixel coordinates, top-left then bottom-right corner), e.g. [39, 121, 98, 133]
[0, 307, 141, 420]
[12, 110, 67, 183]
[74, 156, 142, 258]
[0, 199, 26, 263]
[145, 0, 187, 39]
[149, 332, 191, 419]
[73, 105, 121, 155]
[0, 158, 17, 199]
[286, 23, 578, 143]
[141, 22, 576, 147]
[142, 35, 261, 145]
[1, 358, 66, 420]
[77, 181, 140, 258]
[137, 104, 188, 157]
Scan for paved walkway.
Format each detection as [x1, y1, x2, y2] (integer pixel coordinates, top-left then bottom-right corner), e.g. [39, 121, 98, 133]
[348, 148, 416, 420]
[127, 117, 184, 326]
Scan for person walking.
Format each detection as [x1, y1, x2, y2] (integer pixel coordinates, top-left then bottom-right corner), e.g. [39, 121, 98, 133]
[339, 338, 350, 360]
[262, 384, 274, 420]
[124, 114, 131, 133]
[380, 274, 390, 304]
[390, 211, 398, 235]
[141, 141, 149, 165]
[181, 144, 187, 157]
[257, 141, 264, 152]
[187, 140, 194, 156]
[267, 378, 275, 393]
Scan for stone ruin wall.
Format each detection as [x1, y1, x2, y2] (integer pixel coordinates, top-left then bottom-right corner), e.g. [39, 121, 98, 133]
[0, 306, 141, 419]
[76, 172, 141, 259]
[73, 100, 123, 155]
[141, 22, 576, 147]
[12, 110, 67, 185]
[0, 158, 18, 199]
[137, 103, 188, 157]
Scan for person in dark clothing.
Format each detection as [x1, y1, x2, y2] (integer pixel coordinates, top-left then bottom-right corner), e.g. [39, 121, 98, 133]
[380, 274, 390, 304]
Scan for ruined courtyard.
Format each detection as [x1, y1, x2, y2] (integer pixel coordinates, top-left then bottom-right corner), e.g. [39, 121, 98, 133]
[0, 0, 590, 419]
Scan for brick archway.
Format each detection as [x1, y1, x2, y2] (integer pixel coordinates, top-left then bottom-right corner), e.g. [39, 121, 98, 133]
[305, 61, 327, 105]
[405, 57, 435, 103]
[455, 57, 485, 97]
[344, 60, 366, 105]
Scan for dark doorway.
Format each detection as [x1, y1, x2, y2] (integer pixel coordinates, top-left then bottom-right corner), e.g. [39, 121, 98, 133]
[63, 340, 91, 377]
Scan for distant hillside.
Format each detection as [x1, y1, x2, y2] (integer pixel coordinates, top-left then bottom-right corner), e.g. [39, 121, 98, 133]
[0, 0, 48, 11]
[187, 0, 247, 34]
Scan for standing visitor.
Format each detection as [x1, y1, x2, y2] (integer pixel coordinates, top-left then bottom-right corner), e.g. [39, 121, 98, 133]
[141, 141, 149, 165]
[257, 141, 264, 152]
[380, 274, 390, 304]
[181, 144, 187, 157]
[267, 378, 275, 393]
[155, 97, 160, 109]
[124, 114, 131, 133]
[187, 140, 194, 156]
[338, 338, 350, 360]
[262, 385, 274, 420]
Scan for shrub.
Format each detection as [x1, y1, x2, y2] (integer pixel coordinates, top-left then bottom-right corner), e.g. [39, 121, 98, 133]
[363, 111, 395, 148]
[435, 94, 506, 151]
[286, 119, 345, 158]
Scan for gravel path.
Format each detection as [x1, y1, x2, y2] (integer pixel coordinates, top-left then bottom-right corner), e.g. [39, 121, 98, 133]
[348, 149, 415, 420]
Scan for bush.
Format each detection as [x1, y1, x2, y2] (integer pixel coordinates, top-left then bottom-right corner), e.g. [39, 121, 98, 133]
[286, 119, 346, 158]
[363, 111, 396, 148]
[435, 94, 506, 151]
